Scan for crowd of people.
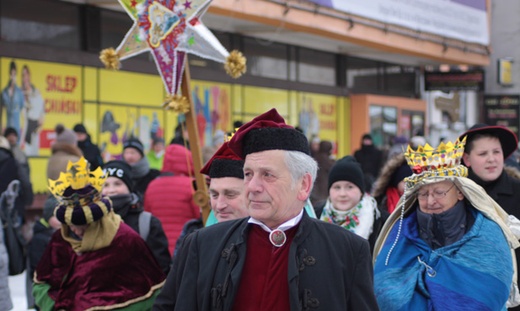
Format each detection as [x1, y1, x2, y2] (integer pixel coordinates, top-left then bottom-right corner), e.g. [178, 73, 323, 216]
[0, 107, 518, 310]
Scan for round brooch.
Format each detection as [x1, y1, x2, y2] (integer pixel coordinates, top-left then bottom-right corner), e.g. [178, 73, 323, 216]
[269, 229, 287, 247]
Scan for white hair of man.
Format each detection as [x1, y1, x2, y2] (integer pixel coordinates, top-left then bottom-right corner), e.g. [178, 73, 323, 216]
[284, 150, 317, 191]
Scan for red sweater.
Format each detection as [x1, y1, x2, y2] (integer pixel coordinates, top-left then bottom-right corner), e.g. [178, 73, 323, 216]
[232, 225, 298, 311]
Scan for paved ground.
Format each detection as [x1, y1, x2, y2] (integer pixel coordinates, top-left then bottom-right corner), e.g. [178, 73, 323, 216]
[8, 271, 34, 311]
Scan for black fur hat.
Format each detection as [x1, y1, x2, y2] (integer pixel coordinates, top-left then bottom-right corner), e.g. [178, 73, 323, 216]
[201, 142, 244, 179]
[228, 108, 310, 158]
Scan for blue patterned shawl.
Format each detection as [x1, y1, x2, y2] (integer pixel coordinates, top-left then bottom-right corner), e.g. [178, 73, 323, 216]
[374, 208, 513, 311]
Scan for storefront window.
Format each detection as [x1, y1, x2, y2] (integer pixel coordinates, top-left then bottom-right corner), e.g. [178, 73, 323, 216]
[347, 57, 418, 97]
[369, 105, 397, 148]
[244, 37, 288, 80]
[1, 0, 80, 49]
[347, 57, 381, 93]
[298, 48, 335, 86]
[400, 110, 425, 138]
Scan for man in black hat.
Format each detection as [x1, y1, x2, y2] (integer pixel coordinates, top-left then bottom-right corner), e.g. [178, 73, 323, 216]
[168, 142, 249, 258]
[73, 123, 103, 170]
[154, 109, 378, 311]
[202, 142, 248, 223]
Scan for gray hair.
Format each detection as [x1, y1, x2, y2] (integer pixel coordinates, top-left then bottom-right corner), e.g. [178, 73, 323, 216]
[284, 151, 318, 190]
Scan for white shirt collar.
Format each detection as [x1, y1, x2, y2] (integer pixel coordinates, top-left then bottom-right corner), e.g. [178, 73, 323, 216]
[248, 209, 304, 233]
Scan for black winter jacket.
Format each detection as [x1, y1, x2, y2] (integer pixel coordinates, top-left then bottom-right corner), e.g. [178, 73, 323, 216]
[78, 137, 103, 170]
[111, 193, 171, 274]
[154, 212, 379, 311]
[468, 168, 520, 311]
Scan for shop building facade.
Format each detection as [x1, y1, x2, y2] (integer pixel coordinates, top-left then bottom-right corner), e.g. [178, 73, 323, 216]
[1, 0, 490, 197]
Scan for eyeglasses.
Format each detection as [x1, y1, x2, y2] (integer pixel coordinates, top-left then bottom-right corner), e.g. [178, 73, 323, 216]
[417, 183, 456, 201]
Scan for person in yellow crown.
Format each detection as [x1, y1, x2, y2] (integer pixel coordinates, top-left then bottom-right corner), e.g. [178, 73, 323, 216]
[33, 157, 165, 311]
[373, 137, 520, 311]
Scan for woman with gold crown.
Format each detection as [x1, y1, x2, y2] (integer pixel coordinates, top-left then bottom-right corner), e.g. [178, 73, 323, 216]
[33, 157, 165, 311]
[373, 138, 520, 310]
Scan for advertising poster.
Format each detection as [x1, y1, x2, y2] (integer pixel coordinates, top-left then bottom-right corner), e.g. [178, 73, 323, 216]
[296, 92, 338, 150]
[96, 69, 166, 161]
[0, 58, 82, 157]
[98, 105, 138, 160]
[483, 95, 520, 138]
[242, 86, 289, 117]
[191, 80, 233, 147]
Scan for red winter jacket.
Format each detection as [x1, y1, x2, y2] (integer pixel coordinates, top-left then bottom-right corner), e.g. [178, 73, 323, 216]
[144, 144, 200, 253]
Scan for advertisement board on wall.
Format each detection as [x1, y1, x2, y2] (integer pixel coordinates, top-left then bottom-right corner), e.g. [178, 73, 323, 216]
[424, 70, 484, 92]
[296, 92, 338, 156]
[1, 57, 345, 193]
[483, 95, 520, 138]
[0, 58, 82, 157]
[306, 0, 489, 45]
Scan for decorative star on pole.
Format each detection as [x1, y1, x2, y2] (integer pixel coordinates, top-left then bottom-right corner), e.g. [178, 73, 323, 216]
[100, 0, 246, 98]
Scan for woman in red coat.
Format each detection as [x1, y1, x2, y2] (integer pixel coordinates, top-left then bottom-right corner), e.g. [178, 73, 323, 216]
[144, 144, 200, 253]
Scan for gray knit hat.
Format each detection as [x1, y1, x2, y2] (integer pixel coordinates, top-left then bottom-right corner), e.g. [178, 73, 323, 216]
[55, 124, 77, 145]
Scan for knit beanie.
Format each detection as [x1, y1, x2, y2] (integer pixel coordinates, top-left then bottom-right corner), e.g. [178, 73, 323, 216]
[389, 162, 413, 187]
[73, 123, 87, 134]
[328, 156, 365, 193]
[3, 127, 17, 138]
[123, 137, 144, 157]
[55, 124, 78, 145]
[43, 195, 59, 222]
[103, 160, 134, 192]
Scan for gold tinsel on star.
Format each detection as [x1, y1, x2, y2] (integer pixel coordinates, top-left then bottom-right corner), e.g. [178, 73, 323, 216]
[99, 48, 121, 70]
[225, 50, 247, 79]
[163, 95, 191, 114]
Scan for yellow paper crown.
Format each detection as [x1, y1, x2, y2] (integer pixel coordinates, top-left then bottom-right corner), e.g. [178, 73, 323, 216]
[403, 136, 467, 186]
[48, 157, 106, 199]
[404, 136, 466, 173]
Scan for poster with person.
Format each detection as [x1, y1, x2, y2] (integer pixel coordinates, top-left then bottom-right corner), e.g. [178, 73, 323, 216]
[0, 58, 82, 156]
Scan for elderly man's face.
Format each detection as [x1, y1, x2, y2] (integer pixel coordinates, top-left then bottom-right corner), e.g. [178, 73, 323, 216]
[244, 150, 311, 229]
[209, 177, 248, 222]
[417, 180, 463, 214]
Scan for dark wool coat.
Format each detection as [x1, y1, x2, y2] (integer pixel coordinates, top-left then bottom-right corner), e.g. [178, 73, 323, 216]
[77, 136, 103, 170]
[354, 145, 383, 192]
[113, 194, 171, 274]
[310, 141, 335, 206]
[468, 166, 520, 311]
[153, 213, 379, 311]
[133, 168, 160, 200]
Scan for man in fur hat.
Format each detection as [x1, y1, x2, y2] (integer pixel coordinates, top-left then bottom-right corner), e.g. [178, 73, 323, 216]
[154, 109, 378, 311]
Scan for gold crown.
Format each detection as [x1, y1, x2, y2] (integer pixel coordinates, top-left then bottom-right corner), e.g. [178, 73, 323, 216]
[403, 137, 467, 186]
[404, 136, 466, 173]
[48, 157, 106, 198]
